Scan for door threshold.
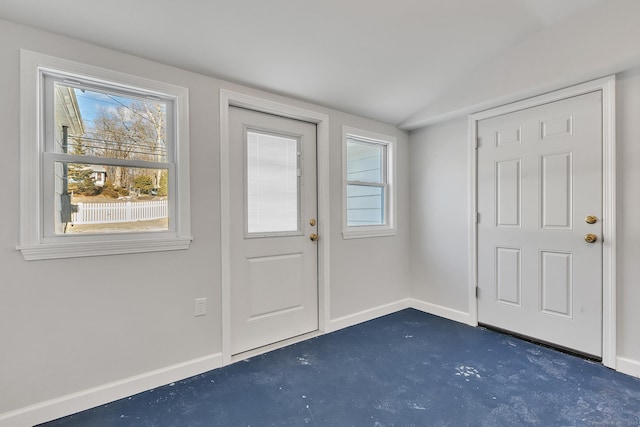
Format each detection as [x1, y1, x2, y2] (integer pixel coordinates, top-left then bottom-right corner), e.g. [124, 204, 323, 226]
[230, 330, 323, 364]
[479, 323, 602, 363]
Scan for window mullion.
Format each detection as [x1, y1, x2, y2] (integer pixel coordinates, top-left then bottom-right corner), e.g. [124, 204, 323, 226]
[44, 152, 171, 170]
[347, 180, 385, 188]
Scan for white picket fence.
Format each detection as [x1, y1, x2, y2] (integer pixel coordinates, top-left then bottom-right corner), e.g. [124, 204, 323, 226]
[71, 200, 168, 225]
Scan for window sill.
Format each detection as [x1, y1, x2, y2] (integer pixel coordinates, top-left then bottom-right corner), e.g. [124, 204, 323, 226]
[342, 227, 397, 240]
[17, 236, 193, 260]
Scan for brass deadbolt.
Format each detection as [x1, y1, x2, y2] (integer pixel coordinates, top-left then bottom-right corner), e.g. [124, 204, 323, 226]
[584, 233, 598, 244]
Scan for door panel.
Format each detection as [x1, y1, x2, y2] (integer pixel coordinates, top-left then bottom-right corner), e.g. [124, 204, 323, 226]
[230, 107, 318, 355]
[541, 152, 572, 229]
[496, 247, 521, 306]
[477, 91, 603, 357]
[247, 253, 303, 318]
[540, 251, 572, 317]
[496, 159, 521, 227]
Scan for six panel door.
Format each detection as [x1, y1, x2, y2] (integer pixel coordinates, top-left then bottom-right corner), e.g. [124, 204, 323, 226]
[477, 91, 603, 357]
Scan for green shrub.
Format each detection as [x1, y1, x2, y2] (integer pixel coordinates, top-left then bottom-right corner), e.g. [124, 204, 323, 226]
[133, 175, 154, 194]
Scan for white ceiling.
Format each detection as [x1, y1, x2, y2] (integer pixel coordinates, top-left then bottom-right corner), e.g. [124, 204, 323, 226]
[0, 0, 604, 125]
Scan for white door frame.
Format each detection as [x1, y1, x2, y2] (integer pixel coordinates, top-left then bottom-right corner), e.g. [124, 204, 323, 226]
[468, 76, 616, 368]
[220, 90, 331, 365]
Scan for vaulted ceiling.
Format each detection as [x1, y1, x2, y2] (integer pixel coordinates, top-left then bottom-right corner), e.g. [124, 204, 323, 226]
[0, 0, 605, 126]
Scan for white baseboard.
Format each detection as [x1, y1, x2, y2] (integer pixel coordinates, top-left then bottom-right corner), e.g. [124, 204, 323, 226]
[327, 298, 475, 334]
[616, 356, 640, 379]
[408, 298, 475, 326]
[328, 299, 411, 332]
[0, 353, 223, 427]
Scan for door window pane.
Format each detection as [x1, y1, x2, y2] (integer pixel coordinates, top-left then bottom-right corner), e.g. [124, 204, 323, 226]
[247, 131, 299, 233]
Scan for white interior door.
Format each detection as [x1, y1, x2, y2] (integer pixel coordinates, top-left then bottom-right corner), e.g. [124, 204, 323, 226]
[477, 91, 603, 357]
[229, 107, 318, 356]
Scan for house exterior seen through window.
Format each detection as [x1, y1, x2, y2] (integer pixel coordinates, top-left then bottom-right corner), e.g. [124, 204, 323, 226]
[342, 126, 396, 239]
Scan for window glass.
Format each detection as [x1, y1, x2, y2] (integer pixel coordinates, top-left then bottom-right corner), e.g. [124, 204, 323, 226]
[50, 79, 171, 235]
[54, 83, 168, 162]
[346, 184, 384, 226]
[345, 137, 387, 227]
[246, 131, 300, 234]
[55, 162, 169, 234]
[347, 138, 383, 183]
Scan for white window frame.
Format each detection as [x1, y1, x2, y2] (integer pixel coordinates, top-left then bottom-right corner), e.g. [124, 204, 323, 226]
[17, 50, 192, 260]
[342, 126, 396, 239]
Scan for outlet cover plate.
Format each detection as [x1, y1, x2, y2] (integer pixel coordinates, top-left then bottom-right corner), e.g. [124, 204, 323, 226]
[194, 297, 207, 317]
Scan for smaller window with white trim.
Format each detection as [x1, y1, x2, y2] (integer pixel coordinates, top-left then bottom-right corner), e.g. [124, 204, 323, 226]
[342, 126, 396, 239]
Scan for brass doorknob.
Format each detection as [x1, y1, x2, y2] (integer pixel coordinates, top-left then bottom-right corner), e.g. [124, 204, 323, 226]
[585, 215, 598, 224]
[309, 233, 319, 241]
[584, 234, 598, 243]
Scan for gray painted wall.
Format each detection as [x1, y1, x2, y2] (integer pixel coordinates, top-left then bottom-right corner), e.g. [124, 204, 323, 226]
[407, 0, 640, 374]
[0, 19, 410, 416]
[409, 119, 469, 313]
[409, 69, 640, 376]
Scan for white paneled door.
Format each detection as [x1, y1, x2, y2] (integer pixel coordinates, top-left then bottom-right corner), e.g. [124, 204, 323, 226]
[229, 107, 318, 355]
[477, 91, 603, 357]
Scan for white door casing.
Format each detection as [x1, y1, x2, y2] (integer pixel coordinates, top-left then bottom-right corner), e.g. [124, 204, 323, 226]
[477, 92, 602, 357]
[220, 90, 331, 365]
[229, 106, 318, 356]
[467, 76, 617, 369]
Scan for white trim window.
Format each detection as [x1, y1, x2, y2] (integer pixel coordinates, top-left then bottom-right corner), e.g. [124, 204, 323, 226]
[18, 51, 192, 260]
[342, 126, 396, 239]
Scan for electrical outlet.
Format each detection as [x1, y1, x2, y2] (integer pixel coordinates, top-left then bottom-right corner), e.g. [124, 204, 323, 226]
[194, 297, 207, 317]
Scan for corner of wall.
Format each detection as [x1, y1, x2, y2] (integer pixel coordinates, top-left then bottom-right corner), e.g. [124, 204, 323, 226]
[408, 298, 476, 327]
